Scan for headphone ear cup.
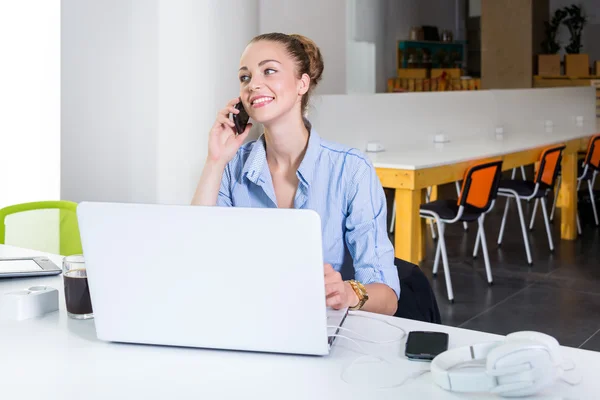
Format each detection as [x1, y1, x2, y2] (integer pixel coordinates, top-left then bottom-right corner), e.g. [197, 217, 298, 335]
[486, 340, 557, 397]
[506, 331, 562, 364]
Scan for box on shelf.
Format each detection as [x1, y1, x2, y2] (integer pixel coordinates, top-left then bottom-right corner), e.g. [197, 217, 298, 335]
[387, 77, 480, 93]
[537, 54, 561, 76]
[565, 54, 590, 77]
[397, 68, 429, 79]
[595, 61, 600, 75]
[431, 68, 461, 79]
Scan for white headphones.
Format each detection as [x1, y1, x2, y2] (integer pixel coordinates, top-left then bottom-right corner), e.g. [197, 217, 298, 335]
[431, 331, 573, 397]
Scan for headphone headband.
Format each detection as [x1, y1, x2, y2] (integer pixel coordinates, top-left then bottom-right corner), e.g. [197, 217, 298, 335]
[431, 332, 563, 397]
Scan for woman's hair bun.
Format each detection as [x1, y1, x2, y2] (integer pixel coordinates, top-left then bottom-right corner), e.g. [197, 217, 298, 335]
[290, 34, 323, 85]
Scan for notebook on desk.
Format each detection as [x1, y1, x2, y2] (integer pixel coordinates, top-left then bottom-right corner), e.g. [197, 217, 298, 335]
[77, 202, 348, 356]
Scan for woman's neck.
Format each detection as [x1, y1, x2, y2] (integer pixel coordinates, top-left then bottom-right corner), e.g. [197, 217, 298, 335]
[263, 115, 310, 172]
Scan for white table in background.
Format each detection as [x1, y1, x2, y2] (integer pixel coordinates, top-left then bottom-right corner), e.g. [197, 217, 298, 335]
[0, 244, 598, 399]
[370, 129, 592, 264]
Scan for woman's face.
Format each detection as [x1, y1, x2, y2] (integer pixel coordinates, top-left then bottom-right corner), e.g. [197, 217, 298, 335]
[238, 40, 309, 125]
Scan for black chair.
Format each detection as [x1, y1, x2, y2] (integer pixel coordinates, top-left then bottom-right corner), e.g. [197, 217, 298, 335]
[419, 159, 504, 303]
[394, 258, 442, 324]
[497, 144, 565, 265]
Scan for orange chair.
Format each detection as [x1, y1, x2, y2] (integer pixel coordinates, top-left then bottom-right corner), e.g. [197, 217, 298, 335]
[576, 134, 600, 233]
[420, 160, 503, 303]
[497, 145, 565, 265]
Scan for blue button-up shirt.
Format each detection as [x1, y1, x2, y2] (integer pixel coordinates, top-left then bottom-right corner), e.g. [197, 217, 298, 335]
[217, 128, 400, 298]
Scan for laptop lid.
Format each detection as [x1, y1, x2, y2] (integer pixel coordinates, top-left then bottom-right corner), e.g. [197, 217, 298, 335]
[77, 202, 332, 355]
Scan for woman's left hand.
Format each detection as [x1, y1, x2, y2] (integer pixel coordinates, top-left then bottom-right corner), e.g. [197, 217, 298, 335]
[324, 263, 359, 310]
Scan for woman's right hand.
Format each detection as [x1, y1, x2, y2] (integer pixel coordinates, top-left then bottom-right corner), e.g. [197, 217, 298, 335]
[207, 97, 252, 167]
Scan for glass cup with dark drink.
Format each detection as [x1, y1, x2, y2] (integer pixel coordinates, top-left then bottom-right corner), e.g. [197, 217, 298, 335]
[62, 255, 93, 319]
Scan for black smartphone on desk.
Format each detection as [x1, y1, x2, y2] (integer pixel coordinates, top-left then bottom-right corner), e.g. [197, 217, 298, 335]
[232, 99, 250, 134]
[405, 331, 449, 361]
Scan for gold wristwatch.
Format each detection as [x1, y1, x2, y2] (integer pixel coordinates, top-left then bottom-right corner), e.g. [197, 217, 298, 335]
[347, 280, 369, 310]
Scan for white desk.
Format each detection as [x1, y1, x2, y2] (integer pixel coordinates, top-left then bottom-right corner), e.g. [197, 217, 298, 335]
[367, 129, 591, 171]
[1, 244, 598, 399]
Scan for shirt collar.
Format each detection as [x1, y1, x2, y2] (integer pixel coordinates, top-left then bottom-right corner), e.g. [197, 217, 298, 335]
[241, 125, 322, 187]
[296, 128, 321, 187]
[241, 135, 268, 185]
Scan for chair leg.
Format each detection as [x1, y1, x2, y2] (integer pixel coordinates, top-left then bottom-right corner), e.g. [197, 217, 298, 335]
[498, 197, 511, 246]
[477, 215, 493, 285]
[520, 165, 527, 180]
[529, 198, 539, 231]
[433, 221, 442, 277]
[589, 179, 599, 226]
[550, 174, 561, 222]
[570, 178, 583, 234]
[514, 197, 533, 265]
[473, 223, 480, 258]
[429, 218, 437, 240]
[424, 188, 437, 240]
[455, 181, 468, 231]
[390, 200, 396, 234]
[511, 168, 517, 180]
[435, 220, 454, 303]
[540, 197, 554, 252]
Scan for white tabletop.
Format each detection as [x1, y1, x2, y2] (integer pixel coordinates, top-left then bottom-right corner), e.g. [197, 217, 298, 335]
[366, 128, 593, 171]
[0, 244, 597, 399]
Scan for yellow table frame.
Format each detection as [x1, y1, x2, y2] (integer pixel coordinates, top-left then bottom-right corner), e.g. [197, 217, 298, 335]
[377, 137, 590, 264]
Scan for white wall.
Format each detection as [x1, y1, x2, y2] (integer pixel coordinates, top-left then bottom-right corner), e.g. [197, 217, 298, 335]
[346, 0, 389, 93]
[62, 0, 152, 204]
[258, 0, 347, 95]
[62, 0, 258, 205]
[0, 0, 60, 209]
[310, 87, 596, 151]
[258, 0, 391, 94]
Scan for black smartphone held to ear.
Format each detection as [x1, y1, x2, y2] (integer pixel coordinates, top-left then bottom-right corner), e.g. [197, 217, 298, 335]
[405, 331, 449, 361]
[232, 99, 250, 135]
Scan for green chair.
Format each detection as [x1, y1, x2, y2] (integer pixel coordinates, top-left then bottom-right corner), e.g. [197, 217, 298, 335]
[0, 201, 82, 256]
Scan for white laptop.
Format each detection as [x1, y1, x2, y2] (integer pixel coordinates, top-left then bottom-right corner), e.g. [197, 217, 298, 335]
[76, 202, 347, 356]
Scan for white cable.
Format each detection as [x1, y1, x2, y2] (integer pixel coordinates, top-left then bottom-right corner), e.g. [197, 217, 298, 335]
[347, 310, 408, 340]
[339, 352, 430, 389]
[328, 316, 427, 390]
[327, 325, 405, 344]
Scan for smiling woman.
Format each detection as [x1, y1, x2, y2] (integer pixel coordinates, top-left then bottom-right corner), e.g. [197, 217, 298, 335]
[191, 33, 400, 316]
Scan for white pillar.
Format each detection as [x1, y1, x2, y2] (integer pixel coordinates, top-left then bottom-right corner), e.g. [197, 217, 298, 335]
[61, 0, 258, 205]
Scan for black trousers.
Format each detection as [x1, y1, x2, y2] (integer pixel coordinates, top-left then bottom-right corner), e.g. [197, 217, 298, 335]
[393, 258, 442, 324]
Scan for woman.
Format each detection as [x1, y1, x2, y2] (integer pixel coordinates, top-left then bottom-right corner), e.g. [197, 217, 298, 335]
[192, 33, 399, 316]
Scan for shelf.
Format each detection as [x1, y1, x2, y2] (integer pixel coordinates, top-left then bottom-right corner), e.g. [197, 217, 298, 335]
[397, 40, 465, 69]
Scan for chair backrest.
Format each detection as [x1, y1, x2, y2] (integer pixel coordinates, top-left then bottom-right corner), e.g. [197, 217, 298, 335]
[0, 200, 82, 256]
[393, 257, 441, 324]
[583, 134, 600, 171]
[457, 159, 503, 212]
[534, 144, 566, 187]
